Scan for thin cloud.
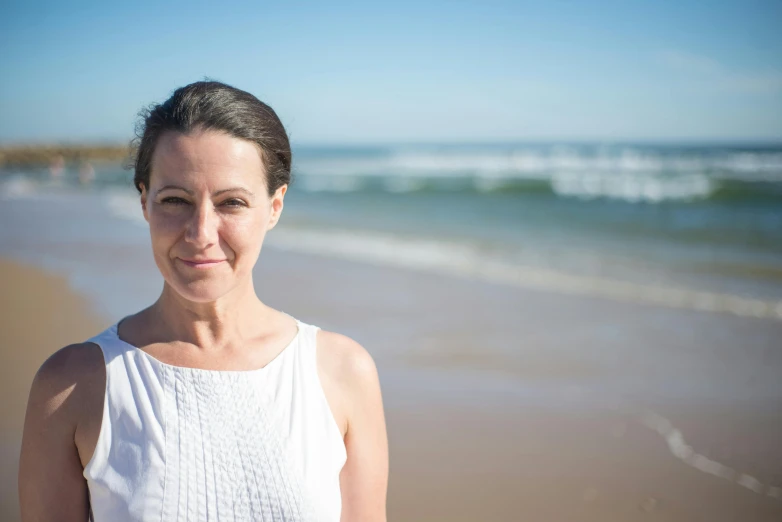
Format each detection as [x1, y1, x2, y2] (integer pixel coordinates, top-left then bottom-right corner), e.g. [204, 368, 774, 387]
[659, 49, 782, 95]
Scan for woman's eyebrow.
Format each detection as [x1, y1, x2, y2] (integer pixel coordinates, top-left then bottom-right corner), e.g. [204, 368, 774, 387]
[156, 185, 192, 195]
[156, 185, 254, 197]
[214, 187, 255, 197]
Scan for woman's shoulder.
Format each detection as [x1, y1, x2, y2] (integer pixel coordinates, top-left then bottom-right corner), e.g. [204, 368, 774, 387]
[314, 329, 383, 436]
[34, 342, 105, 387]
[23, 341, 107, 474]
[28, 342, 106, 424]
[314, 329, 380, 388]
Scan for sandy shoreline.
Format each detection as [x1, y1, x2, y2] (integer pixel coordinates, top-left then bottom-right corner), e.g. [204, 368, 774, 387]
[1, 254, 780, 521]
[0, 258, 105, 522]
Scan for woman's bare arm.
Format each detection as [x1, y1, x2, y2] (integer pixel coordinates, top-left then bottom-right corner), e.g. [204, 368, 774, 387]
[318, 332, 389, 522]
[19, 343, 103, 522]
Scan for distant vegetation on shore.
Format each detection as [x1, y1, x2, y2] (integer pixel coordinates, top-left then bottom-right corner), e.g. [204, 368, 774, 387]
[0, 144, 130, 168]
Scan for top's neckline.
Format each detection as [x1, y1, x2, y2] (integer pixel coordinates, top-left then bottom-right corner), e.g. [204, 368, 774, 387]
[109, 314, 302, 375]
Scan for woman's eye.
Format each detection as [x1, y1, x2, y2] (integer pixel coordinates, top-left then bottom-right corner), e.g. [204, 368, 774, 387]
[161, 197, 190, 206]
[221, 199, 246, 208]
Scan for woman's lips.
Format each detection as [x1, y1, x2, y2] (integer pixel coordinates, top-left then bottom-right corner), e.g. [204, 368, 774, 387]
[178, 258, 226, 269]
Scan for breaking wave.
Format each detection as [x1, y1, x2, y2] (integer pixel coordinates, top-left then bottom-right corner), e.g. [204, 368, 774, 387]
[292, 144, 782, 203]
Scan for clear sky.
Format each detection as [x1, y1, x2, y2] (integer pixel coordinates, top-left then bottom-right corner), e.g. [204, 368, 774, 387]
[1, 0, 781, 144]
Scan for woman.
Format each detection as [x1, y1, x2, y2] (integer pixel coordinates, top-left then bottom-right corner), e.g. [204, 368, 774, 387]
[19, 81, 389, 521]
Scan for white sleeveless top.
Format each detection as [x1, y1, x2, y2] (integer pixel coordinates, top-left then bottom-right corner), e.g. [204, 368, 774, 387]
[83, 316, 347, 522]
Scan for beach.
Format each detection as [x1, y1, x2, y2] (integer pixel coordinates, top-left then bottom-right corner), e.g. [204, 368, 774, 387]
[1, 147, 781, 520]
[2, 249, 781, 521]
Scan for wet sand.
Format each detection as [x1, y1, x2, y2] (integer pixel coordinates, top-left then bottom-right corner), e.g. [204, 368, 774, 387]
[255, 249, 782, 521]
[2, 253, 781, 521]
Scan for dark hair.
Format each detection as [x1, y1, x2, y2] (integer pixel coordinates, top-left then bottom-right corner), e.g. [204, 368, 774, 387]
[132, 81, 292, 197]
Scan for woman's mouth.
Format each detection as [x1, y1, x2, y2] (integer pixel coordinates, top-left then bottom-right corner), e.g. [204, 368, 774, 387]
[178, 258, 226, 269]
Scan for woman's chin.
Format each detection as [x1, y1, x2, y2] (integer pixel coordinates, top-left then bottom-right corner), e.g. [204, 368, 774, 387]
[169, 279, 235, 303]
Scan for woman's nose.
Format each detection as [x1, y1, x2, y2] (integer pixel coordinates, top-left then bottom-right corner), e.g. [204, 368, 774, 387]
[184, 202, 218, 247]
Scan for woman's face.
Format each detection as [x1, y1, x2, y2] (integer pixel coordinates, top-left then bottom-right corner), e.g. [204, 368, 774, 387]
[140, 129, 285, 303]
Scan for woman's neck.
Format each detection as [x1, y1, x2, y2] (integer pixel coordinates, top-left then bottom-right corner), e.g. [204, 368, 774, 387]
[147, 280, 268, 350]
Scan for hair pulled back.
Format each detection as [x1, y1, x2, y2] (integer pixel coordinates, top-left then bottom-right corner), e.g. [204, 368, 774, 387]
[132, 81, 292, 197]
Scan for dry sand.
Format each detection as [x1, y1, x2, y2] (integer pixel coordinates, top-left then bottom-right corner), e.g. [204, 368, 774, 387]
[0, 258, 105, 521]
[2, 254, 781, 521]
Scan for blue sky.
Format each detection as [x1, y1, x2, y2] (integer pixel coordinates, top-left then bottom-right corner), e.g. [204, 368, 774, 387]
[1, 0, 781, 144]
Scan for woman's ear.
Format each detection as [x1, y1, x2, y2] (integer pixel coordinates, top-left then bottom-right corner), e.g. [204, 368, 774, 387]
[267, 184, 287, 230]
[140, 184, 150, 223]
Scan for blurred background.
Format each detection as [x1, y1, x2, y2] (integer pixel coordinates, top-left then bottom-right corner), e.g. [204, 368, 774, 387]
[1, 0, 781, 520]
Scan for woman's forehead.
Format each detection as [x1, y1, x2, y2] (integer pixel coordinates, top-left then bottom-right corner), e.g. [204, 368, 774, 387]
[150, 130, 266, 188]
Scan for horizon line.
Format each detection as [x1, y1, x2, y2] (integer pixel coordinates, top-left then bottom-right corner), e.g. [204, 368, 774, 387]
[2, 137, 782, 149]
